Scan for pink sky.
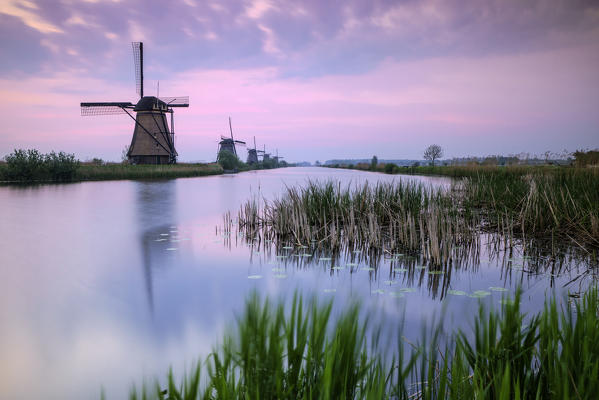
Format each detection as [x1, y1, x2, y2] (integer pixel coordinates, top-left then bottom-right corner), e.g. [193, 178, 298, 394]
[1, 0, 598, 162]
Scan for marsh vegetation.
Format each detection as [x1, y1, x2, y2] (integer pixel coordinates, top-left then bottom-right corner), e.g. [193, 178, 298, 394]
[129, 287, 599, 399]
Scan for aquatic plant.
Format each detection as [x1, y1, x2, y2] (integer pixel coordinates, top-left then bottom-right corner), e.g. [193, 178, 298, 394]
[127, 287, 599, 399]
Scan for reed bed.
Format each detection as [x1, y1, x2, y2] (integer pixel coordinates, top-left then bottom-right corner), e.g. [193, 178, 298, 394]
[238, 181, 479, 266]
[128, 287, 599, 399]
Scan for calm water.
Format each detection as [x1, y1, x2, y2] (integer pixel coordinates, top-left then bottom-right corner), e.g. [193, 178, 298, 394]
[0, 167, 591, 399]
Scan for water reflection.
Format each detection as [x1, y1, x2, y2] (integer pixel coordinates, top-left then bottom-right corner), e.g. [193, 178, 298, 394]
[134, 181, 177, 314]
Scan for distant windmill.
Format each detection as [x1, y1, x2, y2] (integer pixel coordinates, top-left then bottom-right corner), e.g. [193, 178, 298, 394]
[217, 117, 246, 160]
[246, 136, 260, 164]
[273, 149, 284, 164]
[80, 42, 189, 164]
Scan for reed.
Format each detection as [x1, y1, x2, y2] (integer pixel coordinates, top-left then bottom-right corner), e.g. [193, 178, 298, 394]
[127, 287, 599, 399]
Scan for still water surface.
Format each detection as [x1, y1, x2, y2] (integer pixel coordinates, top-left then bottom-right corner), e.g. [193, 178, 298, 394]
[0, 167, 588, 399]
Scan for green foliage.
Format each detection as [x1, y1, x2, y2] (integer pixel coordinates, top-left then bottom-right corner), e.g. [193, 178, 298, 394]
[573, 149, 599, 167]
[2, 149, 79, 182]
[128, 287, 599, 399]
[217, 150, 243, 171]
[370, 155, 378, 170]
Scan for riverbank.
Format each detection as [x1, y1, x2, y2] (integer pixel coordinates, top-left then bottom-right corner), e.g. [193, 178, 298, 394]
[0, 161, 224, 183]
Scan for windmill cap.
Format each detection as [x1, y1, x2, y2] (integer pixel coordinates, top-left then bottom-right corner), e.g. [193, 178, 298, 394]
[134, 96, 168, 112]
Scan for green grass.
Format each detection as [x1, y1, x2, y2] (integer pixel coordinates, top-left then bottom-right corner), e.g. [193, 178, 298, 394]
[127, 287, 599, 399]
[75, 162, 223, 181]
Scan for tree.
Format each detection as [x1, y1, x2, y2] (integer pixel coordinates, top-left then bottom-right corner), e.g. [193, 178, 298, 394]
[217, 150, 242, 170]
[423, 144, 443, 167]
[370, 155, 378, 170]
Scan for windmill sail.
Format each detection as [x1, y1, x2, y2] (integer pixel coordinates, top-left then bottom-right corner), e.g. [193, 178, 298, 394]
[80, 102, 134, 116]
[132, 42, 143, 98]
[158, 96, 189, 107]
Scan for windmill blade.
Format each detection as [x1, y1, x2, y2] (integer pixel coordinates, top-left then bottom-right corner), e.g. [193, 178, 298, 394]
[234, 140, 246, 144]
[132, 42, 143, 98]
[159, 96, 189, 107]
[80, 102, 134, 116]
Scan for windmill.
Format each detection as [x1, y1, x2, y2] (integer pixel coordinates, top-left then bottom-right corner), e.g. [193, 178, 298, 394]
[246, 136, 261, 165]
[217, 117, 246, 160]
[80, 42, 189, 164]
[262, 144, 271, 162]
[272, 149, 284, 165]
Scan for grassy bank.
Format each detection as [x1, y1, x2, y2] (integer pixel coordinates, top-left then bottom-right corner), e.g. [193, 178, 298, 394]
[305, 166, 599, 249]
[75, 162, 223, 181]
[128, 287, 599, 399]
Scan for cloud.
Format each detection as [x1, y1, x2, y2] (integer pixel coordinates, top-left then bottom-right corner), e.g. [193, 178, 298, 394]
[0, 0, 63, 33]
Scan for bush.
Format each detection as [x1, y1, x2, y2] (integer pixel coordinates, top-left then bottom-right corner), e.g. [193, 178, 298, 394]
[217, 150, 242, 171]
[2, 149, 80, 182]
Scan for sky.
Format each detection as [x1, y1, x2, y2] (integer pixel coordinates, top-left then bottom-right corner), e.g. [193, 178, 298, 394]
[0, 0, 598, 163]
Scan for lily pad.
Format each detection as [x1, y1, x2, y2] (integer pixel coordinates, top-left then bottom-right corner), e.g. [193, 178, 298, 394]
[428, 270, 444, 275]
[324, 288, 336, 293]
[448, 290, 467, 296]
[389, 292, 405, 298]
[362, 267, 375, 271]
[372, 289, 384, 294]
[319, 257, 332, 261]
[282, 246, 293, 250]
[415, 266, 426, 270]
[332, 266, 345, 270]
[300, 253, 312, 257]
[160, 233, 169, 236]
[383, 280, 397, 285]
[489, 287, 508, 292]
[399, 288, 417, 293]
[248, 275, 262, 279]
[166, 248, 178, 251]
[275, 255, 288, 259]
[346, 263, 358, 267]
[470, 290, 491, 298]
[274, 274, 287, 279]
[271, 267, 285, 272]
[393, 268, 408, 273]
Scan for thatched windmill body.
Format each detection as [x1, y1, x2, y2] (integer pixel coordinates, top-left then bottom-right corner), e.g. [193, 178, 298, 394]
[217, 117, 245, 161]
[80, 42, 189, 164]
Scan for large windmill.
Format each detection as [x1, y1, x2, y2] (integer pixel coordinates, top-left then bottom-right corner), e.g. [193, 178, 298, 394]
[80, 42, 189, 164]
[217, 117, 246, 160]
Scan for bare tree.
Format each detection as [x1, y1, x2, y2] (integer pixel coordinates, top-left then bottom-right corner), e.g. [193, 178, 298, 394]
[423, 144, 443, 167]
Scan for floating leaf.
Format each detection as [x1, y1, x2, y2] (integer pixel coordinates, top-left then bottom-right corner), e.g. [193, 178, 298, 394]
[170, 239, 181, 243]
[155, 239, 167, 242]
[300, 253, 312, 257]
[160, 233, 169, 236]
[166, 248, 178, 251]
[399, 288, 417, 293]
[372, 289, 384, 294]
[389, 291, 405, 298]
[489, 286, 508, 292]
[470, 290, 491, 298]
[415, 266, 426, 270]
[428, 270, 444, 275]
[324, 288, 336, 293]
[353, 250, 362, 254]
[332, 266, 345, 270]
[383, 280, 396, 285]
[282, 246, 293, 250]
[319, 257, 332, 261]
[362, 267, 375, 271]
[271, 267, 285, 272]
[248, 275, 262, 279]
[346, 263, 358, 267]
[299, 245, 309, 249]
[448, 290, 467, 296]
[274, 274, 287, 279]
[393, 268, 408, 273]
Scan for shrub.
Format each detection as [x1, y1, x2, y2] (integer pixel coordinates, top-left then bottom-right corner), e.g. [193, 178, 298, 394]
[217, 150, 242, 170]
[2, 149, 79, 182]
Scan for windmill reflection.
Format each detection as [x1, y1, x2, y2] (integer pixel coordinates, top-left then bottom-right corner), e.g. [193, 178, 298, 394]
[134, 180, 177, 314]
